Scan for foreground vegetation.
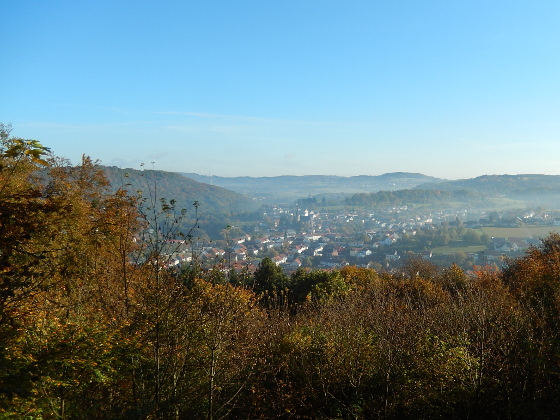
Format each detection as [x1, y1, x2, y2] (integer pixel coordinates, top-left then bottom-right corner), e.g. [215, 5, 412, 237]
[2, 127, 560, 419]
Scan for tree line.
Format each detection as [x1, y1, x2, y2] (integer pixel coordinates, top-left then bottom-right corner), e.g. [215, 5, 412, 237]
[345, 188, 484, 208]
[2, 126, 560, 419]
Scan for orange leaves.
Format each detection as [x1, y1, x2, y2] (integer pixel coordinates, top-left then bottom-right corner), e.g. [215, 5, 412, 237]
[189, 278, 262, 343]
[340, 265, 380, 289]
[502, 234, 560, 308]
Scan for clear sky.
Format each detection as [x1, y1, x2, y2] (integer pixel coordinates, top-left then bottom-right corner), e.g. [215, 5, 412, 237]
[3, 1, 560, 179]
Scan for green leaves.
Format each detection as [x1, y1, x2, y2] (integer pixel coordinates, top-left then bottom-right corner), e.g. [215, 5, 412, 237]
[1, 139, 51, 166]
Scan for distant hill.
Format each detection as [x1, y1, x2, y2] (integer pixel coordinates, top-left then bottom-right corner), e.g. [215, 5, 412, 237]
[416, 174, 560, 196]
[346, 188, 486, 208]
[101, 166, 259, 217]
[180, 172, 442, 202]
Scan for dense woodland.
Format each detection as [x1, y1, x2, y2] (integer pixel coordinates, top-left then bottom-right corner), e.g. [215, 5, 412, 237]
[2, 126, 560, 419]
[345, 189, 486, 208]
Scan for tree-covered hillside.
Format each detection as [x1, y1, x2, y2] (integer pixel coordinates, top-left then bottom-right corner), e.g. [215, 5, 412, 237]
[346, 188, 486, 208]
[102, 166, 259, 216]
[181, 172, 442, 202]
[4, 127, 560, 419]
[417, 174, 560, 195]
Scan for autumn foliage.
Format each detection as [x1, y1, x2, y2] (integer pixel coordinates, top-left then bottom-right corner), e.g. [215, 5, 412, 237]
[2, 129, 560, 419]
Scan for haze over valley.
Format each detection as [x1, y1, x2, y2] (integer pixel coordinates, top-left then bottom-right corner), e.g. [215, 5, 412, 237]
[4, 1, 560, 418]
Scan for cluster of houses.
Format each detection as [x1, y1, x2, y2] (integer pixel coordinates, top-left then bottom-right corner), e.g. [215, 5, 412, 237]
[157, 206, 560, 274]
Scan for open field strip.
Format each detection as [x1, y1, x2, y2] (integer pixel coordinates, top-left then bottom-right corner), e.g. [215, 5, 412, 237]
[479, 226, 560, 238]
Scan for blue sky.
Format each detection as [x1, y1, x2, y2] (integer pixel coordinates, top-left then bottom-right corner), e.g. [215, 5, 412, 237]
[3, 1, 560, 179]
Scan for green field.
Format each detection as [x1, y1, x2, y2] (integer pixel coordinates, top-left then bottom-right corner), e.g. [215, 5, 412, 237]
[432, 245, 488, 254]
[430, 226, 560, 255]
[479, 226, 560, 239]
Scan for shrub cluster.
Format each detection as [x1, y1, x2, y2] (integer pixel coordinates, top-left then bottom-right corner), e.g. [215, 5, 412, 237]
[2, 129, 560, 419]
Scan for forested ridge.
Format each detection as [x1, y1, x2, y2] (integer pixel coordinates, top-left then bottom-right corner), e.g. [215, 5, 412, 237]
[416, 174, 560, 195]
[3, 127, 560, 419]
[180, 172, 441, 202]
[345, 188, 485, 208]
[102, 166, 258, 216]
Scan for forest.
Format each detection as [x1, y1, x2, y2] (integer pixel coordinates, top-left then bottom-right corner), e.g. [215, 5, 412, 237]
[2, 126, 560, 419]
[345, 189, 486, 209]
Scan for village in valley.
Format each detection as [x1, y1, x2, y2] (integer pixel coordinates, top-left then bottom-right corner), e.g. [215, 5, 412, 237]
[164, 202, 560, 276]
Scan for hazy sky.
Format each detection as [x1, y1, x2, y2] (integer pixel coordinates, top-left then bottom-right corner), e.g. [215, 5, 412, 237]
[3, 1, 560, 179]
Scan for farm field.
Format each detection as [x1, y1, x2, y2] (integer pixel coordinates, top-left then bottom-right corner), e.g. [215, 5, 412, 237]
[432, 245, 487, 254]
[479, 226, 560, 239]
[431, 227, 560, 255]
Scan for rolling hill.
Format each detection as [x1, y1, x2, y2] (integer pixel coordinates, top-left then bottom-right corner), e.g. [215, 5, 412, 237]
[180, 172, 443, 202]
[416, 174, 560, 196]
[101, 166, 259, 217]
